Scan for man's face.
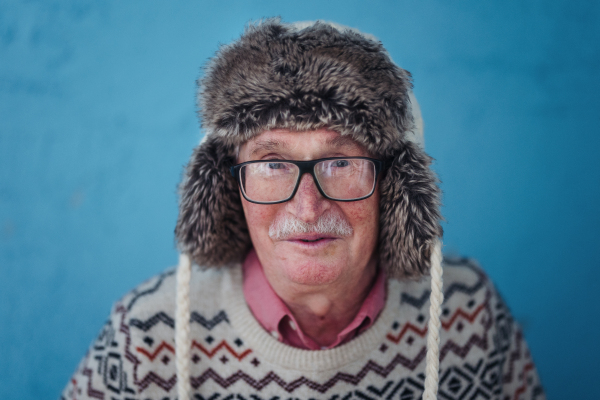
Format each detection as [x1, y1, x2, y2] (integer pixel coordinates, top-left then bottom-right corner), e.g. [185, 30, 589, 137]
[238, 129, 380, 289]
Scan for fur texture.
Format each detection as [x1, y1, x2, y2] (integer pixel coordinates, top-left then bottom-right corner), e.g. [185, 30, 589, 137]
[175, 19, 443, 279]
[176, 136, 251, 266]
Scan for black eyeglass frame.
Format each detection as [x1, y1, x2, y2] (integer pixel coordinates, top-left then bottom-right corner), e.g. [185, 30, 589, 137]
[230, 157, 383, 205]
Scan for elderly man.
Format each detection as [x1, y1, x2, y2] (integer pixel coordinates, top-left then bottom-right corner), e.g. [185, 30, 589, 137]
[62, 20, 544, 400]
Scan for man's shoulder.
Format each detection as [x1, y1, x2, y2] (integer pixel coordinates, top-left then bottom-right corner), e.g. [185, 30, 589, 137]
[388, 257, 544, 399]
[115, 265, 231, 319]
[390, 255, 506, 352]
[441, 256, 492, 294]
[60, 265, 234, 399]
[439, 256, 504, 320]
[392, 256, 493, 300]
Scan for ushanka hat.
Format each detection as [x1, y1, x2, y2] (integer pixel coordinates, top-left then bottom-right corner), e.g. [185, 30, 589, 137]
[173, 19, 445, 400]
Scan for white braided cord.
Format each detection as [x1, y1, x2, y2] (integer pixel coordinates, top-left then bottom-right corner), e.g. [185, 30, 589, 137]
[423, 240, 444, 400]
[175, 253, 192, 400]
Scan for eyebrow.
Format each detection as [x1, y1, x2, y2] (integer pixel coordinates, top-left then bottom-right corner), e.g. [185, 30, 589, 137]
[324, 135, 362, 150]
[249, 139, 288, 157]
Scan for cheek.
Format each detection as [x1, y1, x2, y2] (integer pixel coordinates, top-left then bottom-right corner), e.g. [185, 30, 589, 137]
[346, 203, 378, 227]
[338, 194, 380, 258]
[242, 198, 278, 243]
[344, 196, 379, 236]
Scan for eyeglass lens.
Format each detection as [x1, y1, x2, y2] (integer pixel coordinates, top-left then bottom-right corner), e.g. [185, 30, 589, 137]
[239, 159, 376, 203]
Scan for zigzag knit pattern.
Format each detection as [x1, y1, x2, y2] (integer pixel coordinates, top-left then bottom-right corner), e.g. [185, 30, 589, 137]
[61, 259, 544, 400]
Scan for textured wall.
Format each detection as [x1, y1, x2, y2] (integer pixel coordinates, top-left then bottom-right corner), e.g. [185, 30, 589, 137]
[1, 1, 598, 398]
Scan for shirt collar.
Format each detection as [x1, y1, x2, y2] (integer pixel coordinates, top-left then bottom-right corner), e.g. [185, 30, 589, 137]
[242, 248, 386, 350]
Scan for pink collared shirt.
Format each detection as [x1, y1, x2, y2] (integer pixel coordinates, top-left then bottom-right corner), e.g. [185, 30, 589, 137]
[242, 248, 386, 350]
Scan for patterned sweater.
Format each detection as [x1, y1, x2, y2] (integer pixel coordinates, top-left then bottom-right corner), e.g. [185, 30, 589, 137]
[61, 258, 544, 400]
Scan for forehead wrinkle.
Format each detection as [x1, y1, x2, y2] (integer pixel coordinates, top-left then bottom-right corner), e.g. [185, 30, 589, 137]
[246, 131, 368, 159]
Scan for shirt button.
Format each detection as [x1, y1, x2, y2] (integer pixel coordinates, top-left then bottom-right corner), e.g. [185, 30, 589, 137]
[270, 330, 281, 340]
[289, 320, 297, 331]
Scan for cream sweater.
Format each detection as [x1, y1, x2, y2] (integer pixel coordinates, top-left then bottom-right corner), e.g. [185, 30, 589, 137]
[61, 258, 544, 399]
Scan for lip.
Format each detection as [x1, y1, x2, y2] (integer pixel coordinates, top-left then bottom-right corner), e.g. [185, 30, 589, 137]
[286, 233, 335, 241]
[283, 234, 338, 248]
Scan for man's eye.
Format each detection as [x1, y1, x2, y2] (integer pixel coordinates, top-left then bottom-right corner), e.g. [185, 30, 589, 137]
[333, 160, 350, 167]
[267, 162, 285, 169]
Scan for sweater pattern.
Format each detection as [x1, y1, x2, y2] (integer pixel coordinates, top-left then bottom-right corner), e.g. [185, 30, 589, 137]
[61, 258, 544, 400]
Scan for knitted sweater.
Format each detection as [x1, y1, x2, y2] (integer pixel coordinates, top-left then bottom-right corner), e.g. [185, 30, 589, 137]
[61, 258, 544, 400]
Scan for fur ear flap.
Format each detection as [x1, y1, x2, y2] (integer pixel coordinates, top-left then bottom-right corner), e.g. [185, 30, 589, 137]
[175, 136, 251, 267]
[379, 141, 443, 280]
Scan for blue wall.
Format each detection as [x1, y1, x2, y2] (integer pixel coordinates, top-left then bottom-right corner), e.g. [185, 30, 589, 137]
[1, 1, 598, 398]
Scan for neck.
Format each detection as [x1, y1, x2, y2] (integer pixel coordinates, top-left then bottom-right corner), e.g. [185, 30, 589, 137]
[266, 258, 378, 347]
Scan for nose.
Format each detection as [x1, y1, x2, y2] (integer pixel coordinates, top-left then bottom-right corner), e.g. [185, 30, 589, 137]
[285, 173, 328, 223]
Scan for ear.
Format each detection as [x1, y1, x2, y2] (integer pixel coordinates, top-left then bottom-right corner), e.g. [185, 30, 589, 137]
[378, 141, 443, 279]
[175, 136, 251, 267]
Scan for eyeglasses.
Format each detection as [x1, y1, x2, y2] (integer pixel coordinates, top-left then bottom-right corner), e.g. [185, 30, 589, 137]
[230, 157, 383, 204]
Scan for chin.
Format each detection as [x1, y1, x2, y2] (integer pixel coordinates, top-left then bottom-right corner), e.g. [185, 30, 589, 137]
[279, 258, 345, 286]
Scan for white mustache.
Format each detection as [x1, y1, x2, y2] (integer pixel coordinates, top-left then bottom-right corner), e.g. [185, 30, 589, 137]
[268, 213, 353, 240]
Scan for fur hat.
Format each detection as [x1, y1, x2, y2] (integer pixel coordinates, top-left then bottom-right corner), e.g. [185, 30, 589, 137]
[175, 19, 442, 280]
